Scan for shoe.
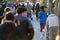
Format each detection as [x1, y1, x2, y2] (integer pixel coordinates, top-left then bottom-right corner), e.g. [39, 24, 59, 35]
[40, 34, 43, 38]
[42, 28, 45, 32]
[40, 32, 43, 38]
[42, 31, 44, 36]
[42, 29, 45, 36]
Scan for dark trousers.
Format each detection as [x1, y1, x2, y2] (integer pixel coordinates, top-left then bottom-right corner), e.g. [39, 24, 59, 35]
[40, 24, 45, 32]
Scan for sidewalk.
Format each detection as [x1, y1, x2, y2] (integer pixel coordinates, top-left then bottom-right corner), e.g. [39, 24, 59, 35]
[30, 14, 46, 40]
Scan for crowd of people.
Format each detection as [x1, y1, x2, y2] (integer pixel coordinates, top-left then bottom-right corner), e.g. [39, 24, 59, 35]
[32, 2, 59, 40]
[0, 1, 59, 40]
[0, 2, 34, 40]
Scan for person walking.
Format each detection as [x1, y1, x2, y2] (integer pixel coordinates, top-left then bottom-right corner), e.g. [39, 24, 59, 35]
[0, 12, 17, 40]
[46, 5, 59, 40]
[15, 7, 34, 40]
[38, 6, 47, 37]
[35, 3, 40, 21]
[32, 5, 35, 14]
[46, 13, 59, 40]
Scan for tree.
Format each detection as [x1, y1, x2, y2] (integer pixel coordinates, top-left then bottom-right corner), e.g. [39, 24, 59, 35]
[0, 0, 2, 2]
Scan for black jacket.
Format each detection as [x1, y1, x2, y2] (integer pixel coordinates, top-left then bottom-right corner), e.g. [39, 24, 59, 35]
[0, 7, 4, 16]
[0, 7, 4, 23]
[0, 22, 17, 40]
[15, 15, 34, 40]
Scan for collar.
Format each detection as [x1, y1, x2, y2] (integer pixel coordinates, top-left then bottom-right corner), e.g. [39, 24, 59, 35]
[15, 14, 22, 16]
[4, 20, 14, 23]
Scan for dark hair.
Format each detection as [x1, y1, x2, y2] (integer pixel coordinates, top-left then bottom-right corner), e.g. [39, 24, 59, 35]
[22, 4, 25, 7]
[16, 7, 27, 14]
[4, 7, 11, 12]
[5, 12, 14, 21]
[40, 6, 45, 11]
[36, 3, 39, 6]
[51, 3, 54, 8]
[44, 6, 47, 8]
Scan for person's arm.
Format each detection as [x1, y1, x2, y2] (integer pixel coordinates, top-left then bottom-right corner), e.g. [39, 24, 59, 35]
[38, 11, 42, 19]
[45, 18, 49, 40]
[27, 20, 34, 40]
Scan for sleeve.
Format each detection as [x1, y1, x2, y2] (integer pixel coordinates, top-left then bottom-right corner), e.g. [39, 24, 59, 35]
[27, 20, 34, 40]
[38, 11, 41, 19]
[46, 12, 48, 17]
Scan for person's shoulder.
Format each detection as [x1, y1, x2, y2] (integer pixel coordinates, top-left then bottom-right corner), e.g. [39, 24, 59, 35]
[38, 10, 43, 14]
[0, 23, 6, 26]
[14, 15, 18, 17]
[0, 23, 6, 29]
[0, 24, 2, 27]
[23, 17, 30, 22]
[48, 14, 56, 17]
[14, 15, 19, 19]
[39, 10, 43, 12]
[23, 17, 29, 21]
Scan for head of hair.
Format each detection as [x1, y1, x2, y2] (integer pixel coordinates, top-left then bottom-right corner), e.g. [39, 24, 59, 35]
[36, 3, 39, 6]
[44, 6, 47, 8]
[22, 4, 25, 7]
[40, 6, 45, 11]
[5, 12, 14, 21]
[4, 7, 11, 12]
[51, 3, 55, 13]
[51, 3, 55, 8]
[16, 7, 27, 14]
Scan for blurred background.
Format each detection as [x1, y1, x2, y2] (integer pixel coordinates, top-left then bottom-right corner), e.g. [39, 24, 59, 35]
[0, 0, 60, 40]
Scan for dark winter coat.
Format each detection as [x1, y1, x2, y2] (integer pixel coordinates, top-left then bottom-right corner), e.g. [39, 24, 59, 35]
[0, 7, 4, 23]
[15, 14, 34, 40]
[0, 22, 17, 40]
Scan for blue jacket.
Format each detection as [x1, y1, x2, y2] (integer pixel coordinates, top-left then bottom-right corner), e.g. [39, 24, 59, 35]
[38, 10, 47, 24]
